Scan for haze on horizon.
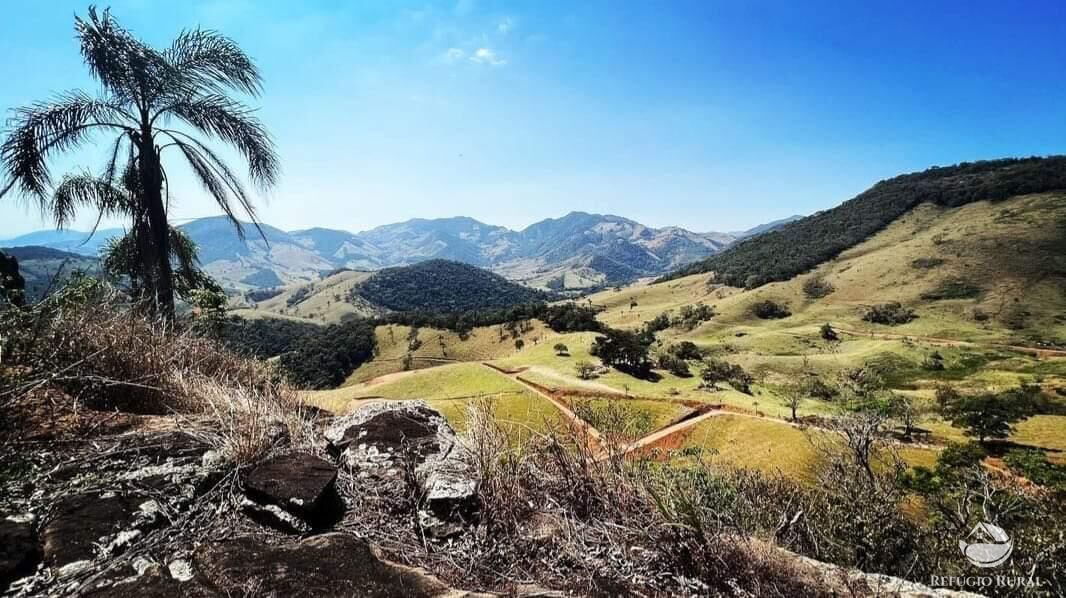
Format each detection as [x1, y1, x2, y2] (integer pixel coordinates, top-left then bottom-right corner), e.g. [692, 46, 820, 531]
[1, 0, 1065, 238]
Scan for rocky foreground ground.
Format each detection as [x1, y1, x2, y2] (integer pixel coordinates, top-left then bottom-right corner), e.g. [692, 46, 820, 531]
[1, 401, 976, 597]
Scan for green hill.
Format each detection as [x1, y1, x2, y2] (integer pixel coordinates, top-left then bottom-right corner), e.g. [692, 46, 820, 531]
[663, 157, 1066, 287]
[351, 259, 548, 313]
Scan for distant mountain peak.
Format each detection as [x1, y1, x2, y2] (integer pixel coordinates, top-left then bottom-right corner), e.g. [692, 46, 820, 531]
[7, 212, 800, 292]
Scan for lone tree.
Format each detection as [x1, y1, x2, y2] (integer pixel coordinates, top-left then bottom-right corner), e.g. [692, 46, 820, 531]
[553, 342, 569, 356]
[0, 8, 278, 317]
[943, 384, 1043, 443]
[574, 360, 596, 380]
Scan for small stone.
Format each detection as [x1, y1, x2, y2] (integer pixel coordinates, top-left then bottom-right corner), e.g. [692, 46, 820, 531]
[200, 450, 227, 470]
[131, 556, 157, 576]
[167, 559, 194, 582]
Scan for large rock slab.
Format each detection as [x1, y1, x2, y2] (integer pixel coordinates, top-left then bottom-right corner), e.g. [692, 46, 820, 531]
[324, 401, 481, 538]
[41, 493, 143, 566]
[0, 514, 39, 591]
[243, 452, 341, 529]
[87, 533, 490, 597]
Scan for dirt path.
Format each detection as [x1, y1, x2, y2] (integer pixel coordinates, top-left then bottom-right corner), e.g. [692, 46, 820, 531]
[480, 363, 610, 460]
[612, 409, 721, 460]
[833, 325, 1066, 359]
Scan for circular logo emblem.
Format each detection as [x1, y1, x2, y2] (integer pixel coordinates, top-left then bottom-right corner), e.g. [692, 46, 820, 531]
[959, 522, 1013, 568]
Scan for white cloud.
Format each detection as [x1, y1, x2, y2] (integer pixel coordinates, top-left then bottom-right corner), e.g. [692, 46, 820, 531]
[470, 47, 506, 66]
[444, 47, 465, 62]
[497, 17, 514, 35]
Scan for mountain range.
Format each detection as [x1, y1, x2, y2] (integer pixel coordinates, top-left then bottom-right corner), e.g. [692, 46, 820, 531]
[2, 212, 799, 291]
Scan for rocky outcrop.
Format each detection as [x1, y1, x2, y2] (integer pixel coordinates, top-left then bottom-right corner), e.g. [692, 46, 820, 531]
[325, 401, 481, 538]
[87, 533, 491, 598]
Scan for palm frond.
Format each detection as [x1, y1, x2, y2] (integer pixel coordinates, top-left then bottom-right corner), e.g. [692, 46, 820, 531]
[164, 94, 279, 189]
[51, 172, 134, 228]
[172, 140, 247, 239]
[166, 28, 262, 96]
[0, 92, 133, 203]
[159, 130, 265, 241]
[75, 6, 169, 106]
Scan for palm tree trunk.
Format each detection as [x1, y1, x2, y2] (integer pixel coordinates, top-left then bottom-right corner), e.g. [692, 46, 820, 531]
[137, 132, 175, 318]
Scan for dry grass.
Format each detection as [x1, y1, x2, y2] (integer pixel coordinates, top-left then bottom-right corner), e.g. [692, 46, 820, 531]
[1, 281, 316, 464]
[176, 375, 319, 465]
[385, 399, 830, 596]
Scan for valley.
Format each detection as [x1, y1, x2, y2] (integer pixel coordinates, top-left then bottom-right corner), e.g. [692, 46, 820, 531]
[291, 190, 1066, 482]
[4, 4, 1066, 595]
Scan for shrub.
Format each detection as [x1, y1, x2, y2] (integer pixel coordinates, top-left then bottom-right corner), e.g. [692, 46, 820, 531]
[574, 360, 596, 380]
[672, 303, 715, 330]
[1000, 304, 1031, 330]
[656, 354, 692, 377]
[699, 358, 753, 394]
[910, 258, 945, 269]
[921, 351, 945, 371]
[1003, 449, 1066, 493]
[920, 279, 982, 301]
[803, 276, 835, 299]
[801, 376, 838, 400]
[862, 302, 916, 325]
[820, 323, 839, 341]
[749, 299, 791, 320]
[665, 341, 703, 361]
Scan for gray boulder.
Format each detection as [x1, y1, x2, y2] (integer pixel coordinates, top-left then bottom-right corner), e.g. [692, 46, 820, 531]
[324, 401, 480, 538]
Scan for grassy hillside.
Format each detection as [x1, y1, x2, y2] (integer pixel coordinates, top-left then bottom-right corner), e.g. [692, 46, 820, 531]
[596, 194, 1066, 347]
[343, 321, 556, 385]
[666, 157, 1066, 287]
[247, 269, 379, 322]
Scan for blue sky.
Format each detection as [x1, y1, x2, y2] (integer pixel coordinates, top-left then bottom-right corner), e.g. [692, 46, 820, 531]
[2, 0, 1065, 238]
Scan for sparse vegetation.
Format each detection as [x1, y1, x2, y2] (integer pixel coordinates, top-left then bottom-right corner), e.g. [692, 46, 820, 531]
[920, 279, 982, 300]
[862, 302, 916, 325]
[802, 276, 835, 299]
[574, 360, 597, 380]
[698, 358, 754, 394]
[749, 299, 791, 320]
[910, 257, 945, 269]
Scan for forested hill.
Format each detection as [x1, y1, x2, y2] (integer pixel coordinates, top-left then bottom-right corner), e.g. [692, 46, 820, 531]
[352, 259, 549, 313]
[661, 156, 1066, 287]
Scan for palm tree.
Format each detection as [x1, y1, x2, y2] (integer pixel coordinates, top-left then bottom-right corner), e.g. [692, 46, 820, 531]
[0, 7, 278, 317]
